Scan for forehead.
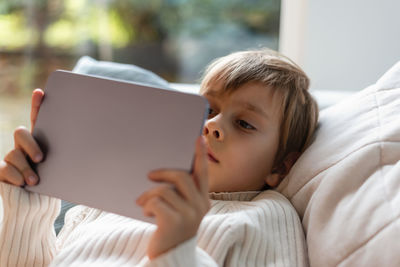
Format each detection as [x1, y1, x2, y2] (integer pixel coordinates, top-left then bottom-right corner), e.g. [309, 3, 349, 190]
[202, 81, 284, 119]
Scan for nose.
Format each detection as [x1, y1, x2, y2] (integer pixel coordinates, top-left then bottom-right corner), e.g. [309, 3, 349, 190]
[203, 117, 224, 141]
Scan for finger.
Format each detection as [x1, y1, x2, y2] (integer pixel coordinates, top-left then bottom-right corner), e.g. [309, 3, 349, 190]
[4, 149, 39, 185]
[14, 126, 43, 163]
[148, 170, 197, 201]
[147, 170, 208, 213]
[137, 185, 187, 213]
[193, 137, 209, 195]
[0, 160, 25, 186]
[143, 196, 177, 221]
[30, 88, 44, 133]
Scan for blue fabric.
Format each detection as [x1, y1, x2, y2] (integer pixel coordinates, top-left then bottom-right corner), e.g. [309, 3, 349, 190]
[72, 56, 171, 89]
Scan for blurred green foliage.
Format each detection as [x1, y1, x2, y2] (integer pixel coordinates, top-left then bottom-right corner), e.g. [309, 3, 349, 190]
[0, 0, 279, 49]
[0, 0, 280, 93]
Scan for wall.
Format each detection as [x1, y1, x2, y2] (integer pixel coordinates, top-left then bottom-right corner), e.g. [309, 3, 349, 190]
[280, 0, 400, 91]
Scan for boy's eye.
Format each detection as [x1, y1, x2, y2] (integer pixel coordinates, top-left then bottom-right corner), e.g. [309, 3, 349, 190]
[237, 120, 256, 130]
[208, 108, 216, 117]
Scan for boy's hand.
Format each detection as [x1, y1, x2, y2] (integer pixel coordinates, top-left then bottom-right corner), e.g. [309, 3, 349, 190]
[30, 88, 45, 132]
[0, 89, 44, 186]
[136, 137, 210, 259]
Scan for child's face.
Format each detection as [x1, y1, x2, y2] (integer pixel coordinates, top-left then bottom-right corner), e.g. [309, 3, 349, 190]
[201, 81, 283, 192]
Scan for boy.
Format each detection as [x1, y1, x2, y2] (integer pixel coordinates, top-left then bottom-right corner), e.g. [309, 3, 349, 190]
[0, 49, 318, 266]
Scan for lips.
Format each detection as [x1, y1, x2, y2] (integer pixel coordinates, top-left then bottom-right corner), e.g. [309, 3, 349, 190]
[207, 148, 219, 163]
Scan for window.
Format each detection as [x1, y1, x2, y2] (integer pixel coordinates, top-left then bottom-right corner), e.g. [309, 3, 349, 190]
[0, 0, 281, 155]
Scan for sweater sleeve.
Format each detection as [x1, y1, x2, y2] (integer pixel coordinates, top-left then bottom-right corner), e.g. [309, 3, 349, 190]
[0, 182, 61, 267]
[140, 237, 218, 267]
[140, 191, 308, 267]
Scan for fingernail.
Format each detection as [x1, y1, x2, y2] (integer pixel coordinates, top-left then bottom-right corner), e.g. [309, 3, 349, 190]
[147, 171, 157, 178]
[28, 175, 37, 184]
[35, 154, 42, 162]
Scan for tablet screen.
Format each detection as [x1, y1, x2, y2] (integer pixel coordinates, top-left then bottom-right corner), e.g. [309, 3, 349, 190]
[26, 70, 208, 223]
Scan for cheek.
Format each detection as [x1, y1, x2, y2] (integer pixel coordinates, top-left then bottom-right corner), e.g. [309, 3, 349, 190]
[248, 148, 275, 177]
[228, 138, 276, 175]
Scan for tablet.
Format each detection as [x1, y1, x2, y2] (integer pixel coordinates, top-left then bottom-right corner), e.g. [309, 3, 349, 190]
[26, 70, 208, 223]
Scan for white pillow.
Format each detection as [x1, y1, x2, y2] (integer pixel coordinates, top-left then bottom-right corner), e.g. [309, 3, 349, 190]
[0, 195, 2, 224]
[277, 61, 400, 266]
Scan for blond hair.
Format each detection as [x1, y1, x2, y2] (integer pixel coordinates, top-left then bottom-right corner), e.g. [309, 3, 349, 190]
[200, 49, 319, 172]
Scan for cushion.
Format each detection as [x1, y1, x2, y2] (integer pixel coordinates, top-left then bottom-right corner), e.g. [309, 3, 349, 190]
[277, 61, 400, 266]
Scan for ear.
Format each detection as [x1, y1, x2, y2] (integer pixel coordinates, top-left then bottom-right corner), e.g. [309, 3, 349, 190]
[264, 173, 281, 188]
[265, 152, 301, 188]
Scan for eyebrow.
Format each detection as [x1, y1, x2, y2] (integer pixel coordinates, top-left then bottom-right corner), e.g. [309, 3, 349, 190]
[204, 90, 220, 97]
[204, 92, 270, 119]
[237, 102, 270, 119]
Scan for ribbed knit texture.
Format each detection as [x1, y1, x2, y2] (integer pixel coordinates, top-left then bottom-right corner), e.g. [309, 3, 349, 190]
[0, 182, 308, 266]
[0, 183, 60, 267]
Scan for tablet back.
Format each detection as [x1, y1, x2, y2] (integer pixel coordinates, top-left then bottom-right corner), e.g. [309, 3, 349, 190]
[26, 70, 208, 223]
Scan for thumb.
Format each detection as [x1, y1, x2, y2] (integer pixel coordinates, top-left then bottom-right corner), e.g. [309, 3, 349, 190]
[192, 136, 208, 195]
[30, 89, 44, 133]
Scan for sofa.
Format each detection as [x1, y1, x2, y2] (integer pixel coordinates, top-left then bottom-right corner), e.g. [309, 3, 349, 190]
[3, 55, 398, 266]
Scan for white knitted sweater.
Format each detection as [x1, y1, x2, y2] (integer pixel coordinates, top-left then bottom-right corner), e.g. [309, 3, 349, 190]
[0, 182, 308, 266]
